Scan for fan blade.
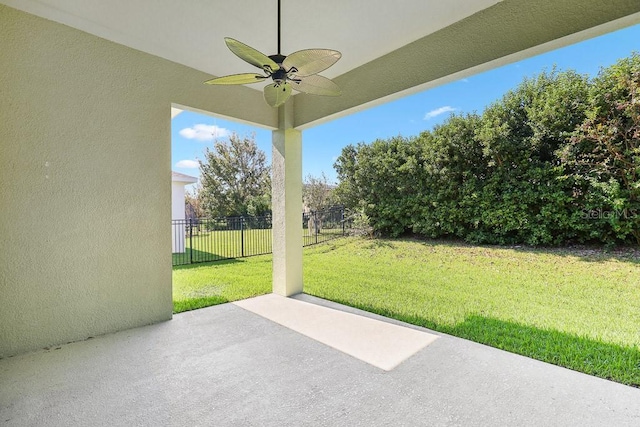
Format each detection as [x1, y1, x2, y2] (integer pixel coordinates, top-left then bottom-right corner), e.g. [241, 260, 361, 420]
[290, 75, 341, 96]
[224, 38, 279, 73]
[264, 83, 292, 107]
[204, 73, 267, 85]
[283, 49, 341, 77]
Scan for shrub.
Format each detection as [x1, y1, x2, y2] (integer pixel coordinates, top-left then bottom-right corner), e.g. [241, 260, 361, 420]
[333, 58, 640, 246]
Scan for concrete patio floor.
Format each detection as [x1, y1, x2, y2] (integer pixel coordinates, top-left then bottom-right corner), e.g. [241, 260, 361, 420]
[1, 294, 639, 426]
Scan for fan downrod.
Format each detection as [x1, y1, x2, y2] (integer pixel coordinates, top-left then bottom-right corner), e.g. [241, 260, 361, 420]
[204, 0, 341, 107]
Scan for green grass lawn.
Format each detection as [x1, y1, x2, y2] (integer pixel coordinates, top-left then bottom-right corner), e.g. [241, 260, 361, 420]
[172, 228, 272, 265]
[172, 237, 640, 386]
[172, 256, 273, 312]
[172, 227, 344, 265]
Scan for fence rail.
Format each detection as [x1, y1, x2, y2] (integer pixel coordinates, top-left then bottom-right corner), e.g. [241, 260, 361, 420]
[172, 207, 349, 266]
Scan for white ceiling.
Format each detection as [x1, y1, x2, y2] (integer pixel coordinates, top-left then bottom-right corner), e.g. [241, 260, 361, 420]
[1, 0, 501, 81]
[3, 0, 640, 129]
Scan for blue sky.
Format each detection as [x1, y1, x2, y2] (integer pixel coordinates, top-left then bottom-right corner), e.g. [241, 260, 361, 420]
[172, 23, 640, 188]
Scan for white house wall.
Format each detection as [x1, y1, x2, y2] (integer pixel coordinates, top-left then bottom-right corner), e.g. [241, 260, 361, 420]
[171, 182, 186, 253]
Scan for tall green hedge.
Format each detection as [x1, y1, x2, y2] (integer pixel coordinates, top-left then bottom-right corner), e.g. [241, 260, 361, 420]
[334, 55, 640, 246]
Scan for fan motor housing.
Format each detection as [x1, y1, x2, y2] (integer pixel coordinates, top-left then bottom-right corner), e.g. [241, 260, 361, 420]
[269, 54, 287, 64]
[269, 54, 288, 84]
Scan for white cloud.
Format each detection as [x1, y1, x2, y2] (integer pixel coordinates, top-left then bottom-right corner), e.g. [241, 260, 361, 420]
[424, 106, 456, 120]
[460, 78, 469, 83]
[179, 124, 229, 141]
[175, 159, 199, 169]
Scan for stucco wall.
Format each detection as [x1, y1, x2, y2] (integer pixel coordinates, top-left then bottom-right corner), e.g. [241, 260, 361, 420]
[0, 5, 275, 357]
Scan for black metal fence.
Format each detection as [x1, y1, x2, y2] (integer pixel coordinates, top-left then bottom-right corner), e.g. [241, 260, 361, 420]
[172, 207, 349, 266]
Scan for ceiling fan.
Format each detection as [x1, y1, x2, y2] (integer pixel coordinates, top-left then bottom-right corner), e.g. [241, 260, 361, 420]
[204, 0, 342, 108]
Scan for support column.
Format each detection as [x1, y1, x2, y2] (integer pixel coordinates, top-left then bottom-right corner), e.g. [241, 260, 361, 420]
[272, 102, 303, 296]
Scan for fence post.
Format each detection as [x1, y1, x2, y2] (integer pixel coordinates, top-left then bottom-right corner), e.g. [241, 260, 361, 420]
[314, 211, 318, 244]
[342, 208, 345, 235]
[240, 216, 245, 257]
[189, 219, 193, 264]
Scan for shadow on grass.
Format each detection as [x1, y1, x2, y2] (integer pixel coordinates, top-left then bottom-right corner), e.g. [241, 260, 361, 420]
[398, 236, 640, 265]
[446, 315, 640, 387]
[315, 297, 640, 388]
[173, 296, 229, 313]
[365, 239, 397, 249]
[172, 257, 244, 271]
[173, 248, 241, 266]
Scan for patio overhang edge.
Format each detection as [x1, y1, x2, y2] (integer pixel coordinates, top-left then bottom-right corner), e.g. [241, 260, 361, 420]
[290, 0, 640, 130]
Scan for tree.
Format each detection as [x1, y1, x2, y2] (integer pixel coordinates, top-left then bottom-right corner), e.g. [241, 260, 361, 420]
[331, 56, 640, 246]
[303, 172, 334, 212]
[562, 54, 640, 244]
[333, 144, 361, 210]
[333, 68, 591, 243]
[185, 188, 204, 219]
[198, 132, 271, 218]
[334, 136, 424, 236]
[471, 68, 590, 245]
[412, 113, 485, 239]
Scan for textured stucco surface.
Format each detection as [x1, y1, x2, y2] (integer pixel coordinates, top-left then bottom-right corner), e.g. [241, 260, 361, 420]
[271, 119, 303, 296]
[0, 5, 276, 357]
